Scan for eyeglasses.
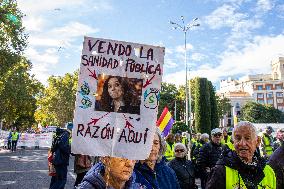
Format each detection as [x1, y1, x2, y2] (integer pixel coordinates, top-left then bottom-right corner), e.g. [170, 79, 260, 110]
[175, 149, 185, 153]
[213, 133, 222, 137]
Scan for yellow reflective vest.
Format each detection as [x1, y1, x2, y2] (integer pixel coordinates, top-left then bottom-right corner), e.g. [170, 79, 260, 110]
[262, 135, 273, 157]
[165, 142, 175, 161]
[225, 165, 276, 189]
[11, 132, 19, 141]
[221, 135, 235, 151]
[191, 138, 197, 145]
[182, 137, 188, 146]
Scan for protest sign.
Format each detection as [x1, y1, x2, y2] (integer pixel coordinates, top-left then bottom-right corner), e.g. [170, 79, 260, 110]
[71, 36, 165, 160]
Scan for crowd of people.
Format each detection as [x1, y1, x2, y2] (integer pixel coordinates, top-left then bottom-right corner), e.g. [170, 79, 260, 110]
[47, 121, 284, 189]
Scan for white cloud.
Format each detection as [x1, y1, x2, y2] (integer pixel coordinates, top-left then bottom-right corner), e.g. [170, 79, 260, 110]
[28, 22, 99, 49]
[204, 4, 263, 51]
[24, 21, 99, 84]
[225, 18, 263, 50]
[163, 34, 284, 86]
[204, 4, 247, 29]
[93, 1, 113, 10]
[29, 36, 62, 47]
[276, 4, 284, 19]
[206, 0, 248, 5]
[175, 43, 193, 53]
[17, 0, 84, 15]
[255, 0, 274, 13]
[164, 58, 178, 68]
[26, 47, 60, 84]
[191, 53, 206, 61]
[23, 16, 46, 32]
[51, 22, 100, 38]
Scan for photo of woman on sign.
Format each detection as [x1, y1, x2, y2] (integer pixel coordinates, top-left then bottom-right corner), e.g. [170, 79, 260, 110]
[95, 75, 141, 115]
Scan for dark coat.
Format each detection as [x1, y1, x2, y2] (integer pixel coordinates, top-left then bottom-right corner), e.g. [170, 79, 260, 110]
[191, 140, 206, 161]
[269, 143, 284, 189]
[206, 149, 269, 189]
[78, 162, 139, 189]
[197, 142, 223, 173]
[51, 129, 71, 166]
[134, 157, 180, 189]
[168, 157, 197, 189]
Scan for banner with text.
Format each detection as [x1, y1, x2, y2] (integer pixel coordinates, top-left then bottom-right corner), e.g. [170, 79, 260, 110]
[0, 130, 53, 148]
[71, 37, 165, 160]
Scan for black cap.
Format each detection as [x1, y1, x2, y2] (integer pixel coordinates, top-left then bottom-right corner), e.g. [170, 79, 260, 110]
[266, 126, 274, 132]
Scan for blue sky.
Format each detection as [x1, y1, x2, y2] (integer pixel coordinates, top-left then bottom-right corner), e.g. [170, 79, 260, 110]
[17, 0, 284, 88]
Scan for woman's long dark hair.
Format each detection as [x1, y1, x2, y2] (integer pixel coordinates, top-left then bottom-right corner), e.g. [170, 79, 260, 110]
[100, 76, 134, 112]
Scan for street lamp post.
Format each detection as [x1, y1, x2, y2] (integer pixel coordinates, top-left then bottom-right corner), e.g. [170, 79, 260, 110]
[170, 16, 200, 132]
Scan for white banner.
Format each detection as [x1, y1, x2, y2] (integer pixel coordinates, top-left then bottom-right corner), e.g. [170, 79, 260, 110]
[18, 133, 53, 147]
[0, 130, 53, 148]
[0, 130, 9, 147]
[72, 37, 164, 160]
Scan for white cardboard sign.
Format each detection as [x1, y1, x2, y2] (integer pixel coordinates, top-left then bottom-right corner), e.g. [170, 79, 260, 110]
[71, 36, 165, 160]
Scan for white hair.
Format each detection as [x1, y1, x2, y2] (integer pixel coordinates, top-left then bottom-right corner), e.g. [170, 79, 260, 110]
[155, 128, 167, 162]
[174, 143, 187, 151]
[232, 121, 257, 140]
[174, 143, 188, 156]
[200, 133, 209, 140]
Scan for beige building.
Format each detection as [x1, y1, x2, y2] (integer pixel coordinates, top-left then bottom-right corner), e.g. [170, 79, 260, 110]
[218, 57, 284, 126]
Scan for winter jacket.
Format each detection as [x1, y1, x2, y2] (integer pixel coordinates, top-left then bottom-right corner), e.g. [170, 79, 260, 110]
[191, 140, 206, 161]
[168, 157, 197, 189]
[78, 162, 139, 189]
[51, 128, 71, 166]
[206, 149, 276, 189]
[269, 143, 284, 189]
[197, 142, 224, 174]
[7, 132, 12, 141]
[134, 157, 180, 189]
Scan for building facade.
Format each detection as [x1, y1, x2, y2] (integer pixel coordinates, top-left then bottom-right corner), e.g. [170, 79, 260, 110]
[218, 57, 284, 126]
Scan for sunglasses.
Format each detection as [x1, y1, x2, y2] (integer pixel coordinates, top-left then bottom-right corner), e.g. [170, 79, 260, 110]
[175, 149, 185, 153]
[213, 133, 222, 137]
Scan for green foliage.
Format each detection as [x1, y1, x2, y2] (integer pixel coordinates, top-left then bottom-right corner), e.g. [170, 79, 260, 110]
[171, 121, 190, 134]
[240, 101, 284, 123]
[0, 0, 27, 53]
[194, 77, 211, 134]
[158, 82, 178, 118]
[208, 81, 218, 129]
[0, 0, 31, 131]
[35, 71, 79, 127]
[158, 82, 192, 122]
[0, 57, 43, 130]
[175, 85, 185, 121]
[216, 96, 232, 119]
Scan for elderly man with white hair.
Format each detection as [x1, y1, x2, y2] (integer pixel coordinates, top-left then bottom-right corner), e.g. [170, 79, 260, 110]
[206, 121, 276, 189]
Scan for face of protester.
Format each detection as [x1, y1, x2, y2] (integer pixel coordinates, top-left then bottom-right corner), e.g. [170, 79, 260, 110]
[175, 136, 181, 142]
[277, 130, 284, 141]
[211, 132, 222, 144]
[174, 146, 186, 158]
[147, 133, 160, 161]
[167, 134, 175, 143]
[104, 157, 136, 182]
[233, 125, 259, 163]
[107, 77, 124, 100]
[266, 129, 273, 135]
